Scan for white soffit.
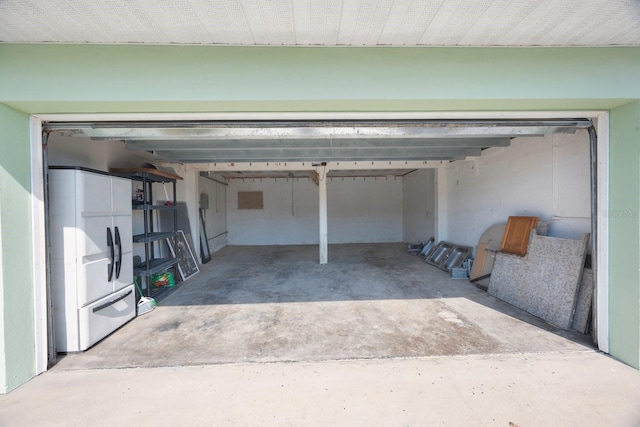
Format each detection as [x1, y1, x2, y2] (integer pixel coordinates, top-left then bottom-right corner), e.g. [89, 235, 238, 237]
[1, 0, 639, 46]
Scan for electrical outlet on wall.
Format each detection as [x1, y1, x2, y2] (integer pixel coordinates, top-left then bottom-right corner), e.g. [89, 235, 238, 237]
[200, 193, 209, 210]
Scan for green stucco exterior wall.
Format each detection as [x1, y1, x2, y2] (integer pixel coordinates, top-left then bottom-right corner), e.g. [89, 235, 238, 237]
[0, 103, 35, 393]
[1, 45, 639, 113]
[609, 100, 640, 368]
[0, 44, 639, 390]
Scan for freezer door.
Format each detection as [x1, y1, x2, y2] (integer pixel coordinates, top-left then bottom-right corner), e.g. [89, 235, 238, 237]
[75, 171, 116, 305]
[76, 217, 115, 306]
[76, 284, 136, 352]
[75, 172, 133, 304]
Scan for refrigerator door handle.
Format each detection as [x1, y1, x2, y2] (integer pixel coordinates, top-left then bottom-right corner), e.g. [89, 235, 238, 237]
[115, 226, 122, 279]
[92, 289, 133, 313]
[107, 227, 114, 282]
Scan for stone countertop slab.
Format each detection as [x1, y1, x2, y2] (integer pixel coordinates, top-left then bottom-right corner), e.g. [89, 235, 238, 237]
[489, 231, 589, 329]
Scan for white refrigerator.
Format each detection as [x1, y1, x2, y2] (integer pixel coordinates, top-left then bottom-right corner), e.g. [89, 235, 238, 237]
[49, 167, 136, 352]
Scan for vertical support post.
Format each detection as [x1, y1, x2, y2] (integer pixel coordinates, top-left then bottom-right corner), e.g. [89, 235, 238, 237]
[435, 163, 448, 242]
[318, 168, 328, 265]
[588, 126, 599, 346]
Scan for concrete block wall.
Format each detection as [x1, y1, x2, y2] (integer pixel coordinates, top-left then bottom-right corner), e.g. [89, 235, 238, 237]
[327, 176, 403, 244]
[226, 175, 403, 245]
[227, 177, 320, 245]
[444, 132, 591, 248]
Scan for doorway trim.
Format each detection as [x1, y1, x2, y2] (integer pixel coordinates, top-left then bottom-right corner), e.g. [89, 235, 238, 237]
[30, 110, 610, 373]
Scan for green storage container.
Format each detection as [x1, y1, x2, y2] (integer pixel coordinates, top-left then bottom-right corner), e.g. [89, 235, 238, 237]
[150, 271, 176, 288]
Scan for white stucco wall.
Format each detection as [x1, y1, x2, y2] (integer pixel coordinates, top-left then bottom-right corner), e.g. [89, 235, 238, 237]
[402, 169, 437, 243]
[0, 199, 5, 392]
[227, 176, 403, 245]
[444, 132, 591, 248]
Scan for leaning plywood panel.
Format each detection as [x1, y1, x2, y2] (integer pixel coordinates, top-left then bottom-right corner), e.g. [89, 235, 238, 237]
[470, 243, 491, 281]
[488, 231, 589, 330]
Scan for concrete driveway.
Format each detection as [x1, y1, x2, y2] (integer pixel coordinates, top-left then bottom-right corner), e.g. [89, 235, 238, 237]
[1, 351, 639, 426]
[2, 245, 638, 425]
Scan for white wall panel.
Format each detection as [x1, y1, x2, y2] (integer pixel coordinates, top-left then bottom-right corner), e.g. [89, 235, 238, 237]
[198, 175, 228, 253]
[327, 177, 403, 244]
[402, 169, 436, 243]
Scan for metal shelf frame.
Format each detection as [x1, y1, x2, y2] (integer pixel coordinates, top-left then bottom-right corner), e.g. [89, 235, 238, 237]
[112, 168, 180, 297]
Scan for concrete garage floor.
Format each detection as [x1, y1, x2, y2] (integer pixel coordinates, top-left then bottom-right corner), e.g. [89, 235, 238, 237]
[54, 243, 593, 370]
[3, 244, 640, 426]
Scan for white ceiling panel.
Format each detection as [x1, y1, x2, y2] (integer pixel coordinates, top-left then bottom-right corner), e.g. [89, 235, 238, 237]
[1, 0, 638, 46]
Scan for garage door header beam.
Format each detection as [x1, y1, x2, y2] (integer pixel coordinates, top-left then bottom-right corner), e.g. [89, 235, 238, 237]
[44, 119, 592, 140]
[188, 160, 444, 172]
[45, 118, 592, 164]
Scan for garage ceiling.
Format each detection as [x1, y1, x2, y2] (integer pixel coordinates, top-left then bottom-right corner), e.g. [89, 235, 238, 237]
[45, 118, 593, 166]
[1, 0, 639, 46]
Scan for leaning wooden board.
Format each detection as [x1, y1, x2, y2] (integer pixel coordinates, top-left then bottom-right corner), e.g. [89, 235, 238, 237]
[469, 223, 506, 282]
[470, 243, 490, 281]
[499, 216, 539, 256]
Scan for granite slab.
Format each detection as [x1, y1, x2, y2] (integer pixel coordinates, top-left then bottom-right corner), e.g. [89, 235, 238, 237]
[488, 231, 589, 330]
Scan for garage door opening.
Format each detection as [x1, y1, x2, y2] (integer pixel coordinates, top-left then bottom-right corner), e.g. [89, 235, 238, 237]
[36, 116, 605, 371]
[44, 118, 596, 260]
